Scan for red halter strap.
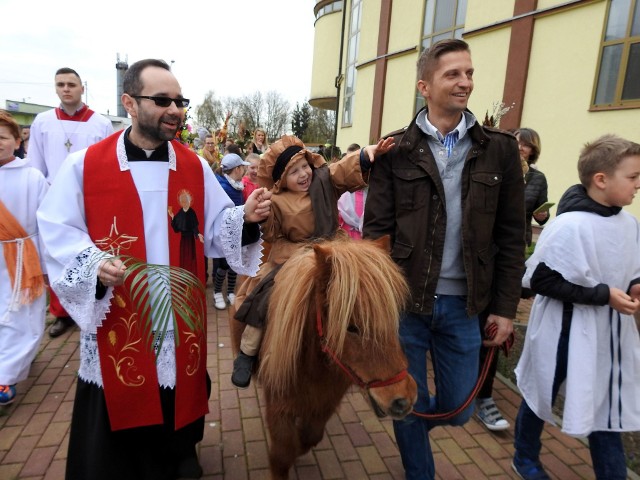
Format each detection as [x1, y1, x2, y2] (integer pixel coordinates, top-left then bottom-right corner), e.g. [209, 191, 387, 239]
[315, 309, 409, 391]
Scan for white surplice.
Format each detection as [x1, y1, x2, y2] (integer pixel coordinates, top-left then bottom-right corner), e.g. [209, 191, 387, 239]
[37, 132, 262, 388]
[517, 210, 640, 436]
[0, 157, 49, 384]
[28, 108, 114, 183]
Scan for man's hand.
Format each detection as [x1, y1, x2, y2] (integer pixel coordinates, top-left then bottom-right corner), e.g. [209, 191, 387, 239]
[98, 258, 126, 287]
[483, 314, 514, 347]
[532, 210, 549, 223]
[244, 187, 272, 223]
[362, 137, 396, 163]
[609, 287, 640, 315]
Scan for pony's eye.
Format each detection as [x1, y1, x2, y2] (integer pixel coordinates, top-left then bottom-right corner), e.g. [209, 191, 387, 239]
[347, 324, 360, 335]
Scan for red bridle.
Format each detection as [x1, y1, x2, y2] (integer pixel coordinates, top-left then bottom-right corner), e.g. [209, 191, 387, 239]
[315, 309, 409, 391]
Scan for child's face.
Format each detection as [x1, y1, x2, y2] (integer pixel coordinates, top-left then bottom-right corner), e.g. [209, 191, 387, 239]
[602, 155, 640, 207]
[247, 160, 259, 182]
[0, 125, 20, 166]
[285, 157, 312, 192]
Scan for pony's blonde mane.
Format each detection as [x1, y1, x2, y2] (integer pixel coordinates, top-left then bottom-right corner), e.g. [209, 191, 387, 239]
[259, 237, 409, 396]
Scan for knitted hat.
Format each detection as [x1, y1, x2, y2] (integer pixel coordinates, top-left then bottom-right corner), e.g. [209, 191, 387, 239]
[258, 135, 325, 193]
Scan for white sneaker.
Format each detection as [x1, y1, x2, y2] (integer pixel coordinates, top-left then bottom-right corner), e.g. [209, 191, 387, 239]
[476, 397, 510, 431]
[213, 292, 226, 310]
[227, 293, 236, 306]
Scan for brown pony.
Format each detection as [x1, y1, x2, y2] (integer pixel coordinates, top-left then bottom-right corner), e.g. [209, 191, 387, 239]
[258, 236, 417, 479]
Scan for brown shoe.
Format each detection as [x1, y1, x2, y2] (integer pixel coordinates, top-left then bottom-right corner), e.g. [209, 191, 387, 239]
[48, 316, 75, 338]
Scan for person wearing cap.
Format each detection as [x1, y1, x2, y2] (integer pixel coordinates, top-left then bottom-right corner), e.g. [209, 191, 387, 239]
[212, 153, 252, 310]
[231, 134, 394, 388]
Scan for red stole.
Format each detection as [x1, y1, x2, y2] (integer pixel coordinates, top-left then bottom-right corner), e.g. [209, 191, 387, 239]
[83, 133, 208, 431]
[55, 104, 95, 122]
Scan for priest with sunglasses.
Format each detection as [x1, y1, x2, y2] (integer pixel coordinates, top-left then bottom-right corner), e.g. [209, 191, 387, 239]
[37, 58, 272, 480]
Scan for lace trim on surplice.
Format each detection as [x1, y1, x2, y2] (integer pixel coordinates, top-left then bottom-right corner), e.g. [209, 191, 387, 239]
[220, 206, 263, 276]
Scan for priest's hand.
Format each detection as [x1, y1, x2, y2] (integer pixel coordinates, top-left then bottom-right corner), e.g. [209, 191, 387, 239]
[244, 187, 272, 223]
[98, 258, 126, 287]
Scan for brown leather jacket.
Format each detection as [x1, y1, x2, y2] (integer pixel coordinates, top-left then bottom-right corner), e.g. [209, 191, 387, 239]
[363, 109, 525, 318]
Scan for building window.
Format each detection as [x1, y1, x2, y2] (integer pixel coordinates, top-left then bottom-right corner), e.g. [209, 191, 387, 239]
[415, 0, 468, 111]
[342, 0, 362, 127]
[316, 1, 343, 22]
[593, 0, 640, 108]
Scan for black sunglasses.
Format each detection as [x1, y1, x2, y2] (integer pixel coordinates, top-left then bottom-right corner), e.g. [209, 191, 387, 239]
[132, 95, 190, 108]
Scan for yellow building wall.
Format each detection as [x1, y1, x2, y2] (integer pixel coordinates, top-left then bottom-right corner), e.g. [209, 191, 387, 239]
[465, 0, 514, 31]
[310, 10, 343, 105]
[522, 0, 640, 218]
[466, 26, 512, 124]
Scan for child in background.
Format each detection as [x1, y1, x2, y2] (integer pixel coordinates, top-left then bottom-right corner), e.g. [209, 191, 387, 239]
[213, 153, 251, 310]
[0, 111, 49, 405]
[231, 135, 394, 388]
[512, 134, 640, 480]
[242, 153, 260, 202]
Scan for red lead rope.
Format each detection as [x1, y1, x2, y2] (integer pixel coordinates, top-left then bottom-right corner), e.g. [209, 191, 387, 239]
[412, 322, 515, 421]
[315, 310, 409, 391]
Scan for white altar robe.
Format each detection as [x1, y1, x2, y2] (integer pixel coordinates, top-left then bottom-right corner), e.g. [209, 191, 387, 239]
[28, 108, 113, 183]
[0, 157, 49, 384]
[37, 133, 262, 388]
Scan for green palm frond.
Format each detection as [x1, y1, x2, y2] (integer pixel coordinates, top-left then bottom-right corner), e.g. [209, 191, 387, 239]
[117, 256, 206, 356]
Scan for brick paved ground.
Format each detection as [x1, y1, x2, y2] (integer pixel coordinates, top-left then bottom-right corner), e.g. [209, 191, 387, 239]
[1, 287, 638, 479]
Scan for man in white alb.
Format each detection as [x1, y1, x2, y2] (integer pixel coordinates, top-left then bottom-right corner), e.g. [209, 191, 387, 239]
[29, 67, 114, 337]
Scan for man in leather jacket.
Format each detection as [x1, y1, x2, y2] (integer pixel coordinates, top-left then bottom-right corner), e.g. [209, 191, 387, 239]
[363, 38, 525, 480]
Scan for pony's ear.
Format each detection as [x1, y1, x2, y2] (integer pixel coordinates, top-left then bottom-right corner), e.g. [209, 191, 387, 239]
[312, 243, 333, 284]
[370, 235, 392, 253]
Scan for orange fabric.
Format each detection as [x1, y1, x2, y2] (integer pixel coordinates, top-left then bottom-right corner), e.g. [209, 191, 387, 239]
[0, 199, 44, 304]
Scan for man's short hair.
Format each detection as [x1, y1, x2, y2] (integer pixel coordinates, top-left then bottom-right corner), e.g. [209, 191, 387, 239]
[578, 134, 640, 187]
[347, 143, 361, 153]
[122, 59, 170, 96]
[417, 38, 470, 81]
[55, 67, 81, 81]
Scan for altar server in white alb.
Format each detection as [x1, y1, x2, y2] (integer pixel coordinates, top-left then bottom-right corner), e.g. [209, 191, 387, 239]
[37, 58, 271, 480]
[513, 135, 640, 480]
[28, 67, 114, 338]
[0, 111, 49, 407]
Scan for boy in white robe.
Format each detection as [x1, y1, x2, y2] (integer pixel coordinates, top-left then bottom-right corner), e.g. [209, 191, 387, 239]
[0, 111, 48, 406]
[512, 134, 640, 480]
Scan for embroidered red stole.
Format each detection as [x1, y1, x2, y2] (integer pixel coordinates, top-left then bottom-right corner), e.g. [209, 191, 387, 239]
[83, 133, 208, 431]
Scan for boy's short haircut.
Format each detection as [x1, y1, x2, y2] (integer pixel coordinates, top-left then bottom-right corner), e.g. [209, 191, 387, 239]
[245, 153, 260, 163]
[578, 134, 640, 187]
[0, 110, 21, 139]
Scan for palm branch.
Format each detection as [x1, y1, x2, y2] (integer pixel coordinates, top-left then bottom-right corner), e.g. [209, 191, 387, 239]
[117, 256, 206, 356]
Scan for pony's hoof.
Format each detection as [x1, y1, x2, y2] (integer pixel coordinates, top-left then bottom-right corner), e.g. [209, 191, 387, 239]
[232, 352, 256, 389]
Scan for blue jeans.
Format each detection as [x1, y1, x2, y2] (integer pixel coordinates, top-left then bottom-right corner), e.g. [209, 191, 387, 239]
[514, 328, 627, 479]
[393, 295, 481, 480]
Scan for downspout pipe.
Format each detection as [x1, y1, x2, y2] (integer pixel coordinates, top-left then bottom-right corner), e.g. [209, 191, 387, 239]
[333, 2, 348, 147]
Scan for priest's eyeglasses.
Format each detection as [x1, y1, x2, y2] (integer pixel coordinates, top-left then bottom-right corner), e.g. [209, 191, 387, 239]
[132, 95, 190, 108]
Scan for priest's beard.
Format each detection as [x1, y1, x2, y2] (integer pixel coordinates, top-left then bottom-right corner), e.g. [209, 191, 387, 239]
[138, 113, 182, 143]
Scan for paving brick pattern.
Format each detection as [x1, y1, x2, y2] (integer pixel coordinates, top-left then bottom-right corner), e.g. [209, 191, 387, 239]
[1, 288, 637, 479]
